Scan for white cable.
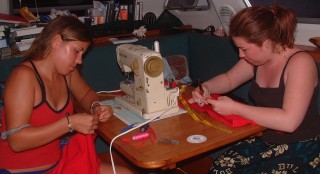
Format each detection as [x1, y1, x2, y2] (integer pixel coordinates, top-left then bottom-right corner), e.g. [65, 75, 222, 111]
[34, 0, 39, 19]
[109, 88, 179, 174]
[96, 89, 122, 94]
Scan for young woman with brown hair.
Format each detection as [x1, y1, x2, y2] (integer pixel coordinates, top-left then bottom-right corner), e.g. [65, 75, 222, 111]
[190, 5, 320, 173]
[0, 16, 133, 174]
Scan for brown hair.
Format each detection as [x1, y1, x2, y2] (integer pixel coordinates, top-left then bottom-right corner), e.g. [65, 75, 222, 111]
[229, 5, 297, 52]
[24, 16, 92, 60]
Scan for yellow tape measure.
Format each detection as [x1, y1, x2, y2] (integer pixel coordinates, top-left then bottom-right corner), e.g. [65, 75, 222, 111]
[179, 86, 232, 134]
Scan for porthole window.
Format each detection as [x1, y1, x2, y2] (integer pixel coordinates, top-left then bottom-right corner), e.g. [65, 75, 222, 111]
[165, 0, 210, 11]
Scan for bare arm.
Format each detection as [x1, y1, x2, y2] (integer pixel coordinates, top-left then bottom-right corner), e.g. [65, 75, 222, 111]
[203, 59, 254, 94]
[190, 59, 254, 104]
[4, 67, 99, 152]
[68, 68, 100, 113]
[4, 66, 70, 152]
[68, 69, 112, 122]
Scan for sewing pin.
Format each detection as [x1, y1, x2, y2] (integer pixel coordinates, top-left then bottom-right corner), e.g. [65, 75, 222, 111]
[197, 78, 205, 107]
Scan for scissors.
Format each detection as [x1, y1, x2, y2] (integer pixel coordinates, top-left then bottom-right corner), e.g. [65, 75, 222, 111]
[197, 78, 205, 107]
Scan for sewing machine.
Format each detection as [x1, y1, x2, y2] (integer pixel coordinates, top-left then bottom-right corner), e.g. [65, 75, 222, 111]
[115, 43, 179, 119]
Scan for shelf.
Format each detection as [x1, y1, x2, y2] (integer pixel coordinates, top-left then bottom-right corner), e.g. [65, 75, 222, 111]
[92, 29, 161, 46]
[92, 25, 192, 46]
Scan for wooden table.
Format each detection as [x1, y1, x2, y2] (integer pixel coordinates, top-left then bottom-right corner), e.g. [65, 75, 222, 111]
[96, 86, 265, 171]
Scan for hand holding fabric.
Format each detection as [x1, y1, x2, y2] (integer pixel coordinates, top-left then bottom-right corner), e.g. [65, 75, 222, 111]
[71, 113, 99, 134]
[207, 96, 237, 116]
[91, 102, 112, 122]
[96, 105, 112, 122]
[188, 85, 210, 106]
[186, 94, 256, 128]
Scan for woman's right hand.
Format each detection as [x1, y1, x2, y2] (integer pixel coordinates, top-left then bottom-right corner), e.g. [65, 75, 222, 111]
[68, 113, 99, 134]
[188, 85, 210, 106]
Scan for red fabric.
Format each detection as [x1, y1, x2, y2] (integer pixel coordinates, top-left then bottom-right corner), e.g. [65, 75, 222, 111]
[46, 133, 101, 174]
[0, 100, 73, 169]
[187, 94, 256, 128]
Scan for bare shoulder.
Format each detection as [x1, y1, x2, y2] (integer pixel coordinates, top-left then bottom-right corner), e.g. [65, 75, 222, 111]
[287, 49, 317, 70]
[285, 49, 318, 85]
[4, 63, 38, 94]
[6, 63, 36, 84]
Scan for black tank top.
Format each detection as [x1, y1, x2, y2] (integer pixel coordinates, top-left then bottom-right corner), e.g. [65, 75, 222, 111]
[249, 51, 320, 144]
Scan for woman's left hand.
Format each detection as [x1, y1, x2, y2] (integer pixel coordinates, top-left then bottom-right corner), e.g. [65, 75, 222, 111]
[206, 96, 236, 115]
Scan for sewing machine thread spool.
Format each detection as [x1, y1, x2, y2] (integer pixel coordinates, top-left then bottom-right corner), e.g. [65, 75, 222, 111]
[154, 41, 160, 52]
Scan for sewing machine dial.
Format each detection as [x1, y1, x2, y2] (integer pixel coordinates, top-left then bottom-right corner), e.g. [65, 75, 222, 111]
[144, 56, 163, 77]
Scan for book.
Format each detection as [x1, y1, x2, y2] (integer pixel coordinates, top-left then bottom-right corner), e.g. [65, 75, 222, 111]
[14, 34, 39, 42]
[11, 26, 43, 38]
[119, 5, 128, 20]
[114, 3, 120, 21]
[106, 0, 115, 23]
[108, 36, 138, 44]
[138, 2, 143, 20]
[14, 42, 32, 52]
[0, 25, 5, 32]
[0, 13, 28, 24]
[14, 37, 35, 51]
[0, 47, 11, 60]
[0, 38, 8, 48]
[134, 1, 140, 20]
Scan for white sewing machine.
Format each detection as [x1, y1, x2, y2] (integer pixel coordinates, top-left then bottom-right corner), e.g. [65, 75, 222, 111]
[115, 43, 179, 119]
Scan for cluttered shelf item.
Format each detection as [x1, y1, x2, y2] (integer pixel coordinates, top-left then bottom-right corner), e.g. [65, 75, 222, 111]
[92, 29, 161, 46]
[1, 0, 145, 57]
[91, 25, 192, 47]
[3, 25, 190, 59]
[1, 0, 193, 57]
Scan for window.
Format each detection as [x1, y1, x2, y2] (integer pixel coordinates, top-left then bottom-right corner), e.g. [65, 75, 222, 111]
[246, 0, 320, 24]
[165, 0, 210, 11]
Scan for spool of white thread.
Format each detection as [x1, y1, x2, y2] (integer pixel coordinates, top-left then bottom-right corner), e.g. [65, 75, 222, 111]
[154, 41, 160, 52]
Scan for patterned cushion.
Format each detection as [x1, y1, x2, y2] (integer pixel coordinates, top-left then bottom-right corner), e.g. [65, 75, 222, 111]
[165, 55, 189, 80]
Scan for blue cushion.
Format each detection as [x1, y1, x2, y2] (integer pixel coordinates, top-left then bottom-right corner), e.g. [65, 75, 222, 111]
[0, 81, 5, 127]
